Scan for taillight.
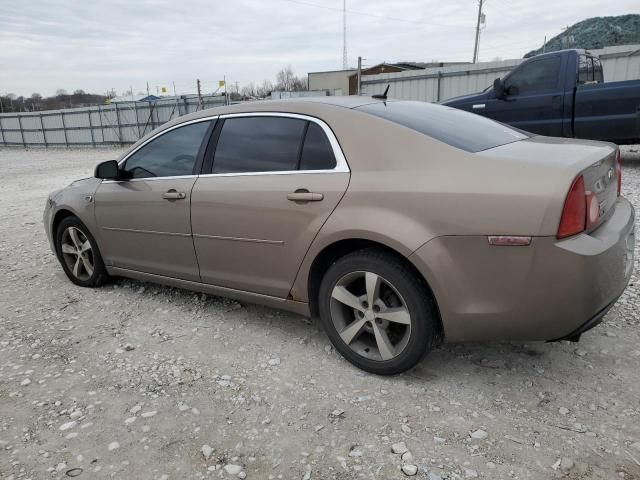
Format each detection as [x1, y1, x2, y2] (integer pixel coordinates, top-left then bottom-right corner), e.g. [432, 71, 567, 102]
[615, 149, 621, 196]
[585, 190, 599, 228]
[557, 175, 586, 239]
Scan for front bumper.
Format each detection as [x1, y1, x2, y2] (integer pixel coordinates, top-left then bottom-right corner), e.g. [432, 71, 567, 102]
[409, 197, 635, 342]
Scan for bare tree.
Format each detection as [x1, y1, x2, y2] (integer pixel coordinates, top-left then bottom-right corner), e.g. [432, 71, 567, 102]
[275, 65, 296, 91]
[241, 82, 257, 98]
[256, 80, 274, 98]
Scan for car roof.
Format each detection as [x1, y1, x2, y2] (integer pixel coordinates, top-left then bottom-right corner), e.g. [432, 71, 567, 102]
[118, 96, 395, 160]
[177, 96, 392, 122]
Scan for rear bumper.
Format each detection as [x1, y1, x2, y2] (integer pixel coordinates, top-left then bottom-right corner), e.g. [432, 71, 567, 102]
[409, 197, 635, 342]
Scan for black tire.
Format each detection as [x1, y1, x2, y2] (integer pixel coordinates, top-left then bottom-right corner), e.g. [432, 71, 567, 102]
[55, 216, 109, 288]
[318, 248, 439, 375]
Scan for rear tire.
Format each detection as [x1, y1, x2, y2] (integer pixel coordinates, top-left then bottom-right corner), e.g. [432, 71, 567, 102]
[318, 248, 438, 375]
[55, 216, 109, 288]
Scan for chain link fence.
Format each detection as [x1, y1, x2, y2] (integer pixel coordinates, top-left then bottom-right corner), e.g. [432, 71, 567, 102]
[0, 95, 226, 148]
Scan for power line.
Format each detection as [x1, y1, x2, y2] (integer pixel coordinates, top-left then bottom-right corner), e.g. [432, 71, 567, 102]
[279, 0, 471, 29]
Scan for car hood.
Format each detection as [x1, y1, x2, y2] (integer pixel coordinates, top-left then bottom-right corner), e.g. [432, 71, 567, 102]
[440, 91, 487, 106]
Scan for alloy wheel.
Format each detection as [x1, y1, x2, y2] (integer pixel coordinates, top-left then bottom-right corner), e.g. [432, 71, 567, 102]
[60, 226, 94, 281]
[329, 271, 412, 361]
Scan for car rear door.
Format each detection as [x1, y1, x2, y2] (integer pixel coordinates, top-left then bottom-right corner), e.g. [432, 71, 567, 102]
[94, 119, 213, 281]
[191, 113, 350, 298]
[484, 54, 566, 136]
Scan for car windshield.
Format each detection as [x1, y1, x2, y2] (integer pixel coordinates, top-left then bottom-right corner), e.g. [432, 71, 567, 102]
[357, 101, 529, 152]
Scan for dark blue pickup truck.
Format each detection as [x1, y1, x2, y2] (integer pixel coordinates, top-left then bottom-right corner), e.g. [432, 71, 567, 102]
[442, 49, 640, 143]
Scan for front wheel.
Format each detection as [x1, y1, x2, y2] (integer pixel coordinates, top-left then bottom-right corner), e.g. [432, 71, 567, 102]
[55, 216, 109, 287]
[318, 248, 439, 375]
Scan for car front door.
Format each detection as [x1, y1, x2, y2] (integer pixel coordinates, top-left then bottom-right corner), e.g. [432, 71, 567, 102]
[191, 114, 350, 298]
[484, 55, 565, 136]
[94, 119, 213, 281]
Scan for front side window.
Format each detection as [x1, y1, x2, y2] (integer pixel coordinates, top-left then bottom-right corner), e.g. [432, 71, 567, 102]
[504, 56, 561, 94]
[123, 121, 211, 179]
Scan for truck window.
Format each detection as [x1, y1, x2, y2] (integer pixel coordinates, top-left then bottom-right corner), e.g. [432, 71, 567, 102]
[504, 56, 561, 94]
[592, 57, 604, 83]
[578, 55, 592, 84]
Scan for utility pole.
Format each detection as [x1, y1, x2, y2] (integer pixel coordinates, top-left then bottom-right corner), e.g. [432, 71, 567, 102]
[342, 0, 348, 69]
[472, 0, 484, 63]
[542, 36, 547, 53]
[356, 56, 362, 95]
[196, 79, 203, 110]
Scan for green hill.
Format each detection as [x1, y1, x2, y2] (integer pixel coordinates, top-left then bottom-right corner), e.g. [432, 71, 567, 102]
[524, 14, 640, 58]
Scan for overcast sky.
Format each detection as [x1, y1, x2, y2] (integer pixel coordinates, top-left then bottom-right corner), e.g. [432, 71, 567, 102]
[1, 0, 638, 97]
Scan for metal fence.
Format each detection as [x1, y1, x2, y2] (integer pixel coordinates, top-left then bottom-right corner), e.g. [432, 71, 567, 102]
[362, 44, 640, 102]
[0, 94, 226, 148]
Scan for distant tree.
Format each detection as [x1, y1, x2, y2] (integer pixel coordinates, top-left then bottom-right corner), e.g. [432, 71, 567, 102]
[241, 82, 257, 98]
[275, 65, 296, 91]
[31, 93, 43, 101]
[73, 89, 86, 96]
[55, 88, 68, 96]
[256, 80, 274, 98]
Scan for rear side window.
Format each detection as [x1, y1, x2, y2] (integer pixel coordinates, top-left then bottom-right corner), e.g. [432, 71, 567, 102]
[504, 56, 561, 94]
[123, 121, 211, 178]
[578, 55, 592, 84]
[592, 57, 604, 83]
[300, 123, 336, 170]
[357, 101, 528, 153]
[578, 55, 604, 84]
[213, 117, 306, 173]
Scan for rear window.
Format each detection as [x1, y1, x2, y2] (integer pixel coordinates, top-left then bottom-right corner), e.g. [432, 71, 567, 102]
[357, 101, 528, 153]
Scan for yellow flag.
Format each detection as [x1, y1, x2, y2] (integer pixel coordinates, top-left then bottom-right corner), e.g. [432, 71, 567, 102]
[159, 86, 169, 94]
[218, 80, 225, 87]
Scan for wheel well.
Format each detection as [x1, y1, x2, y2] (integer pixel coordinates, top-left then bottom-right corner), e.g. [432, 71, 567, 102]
[307, 239, 443, 339]
[52, 209, 76, 239]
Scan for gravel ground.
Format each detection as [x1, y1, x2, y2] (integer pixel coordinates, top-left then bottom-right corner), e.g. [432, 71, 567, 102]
[1, 145, 639, 480]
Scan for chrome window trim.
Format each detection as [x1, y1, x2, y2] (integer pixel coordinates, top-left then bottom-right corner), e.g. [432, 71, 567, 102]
[104, 111, 349, 183]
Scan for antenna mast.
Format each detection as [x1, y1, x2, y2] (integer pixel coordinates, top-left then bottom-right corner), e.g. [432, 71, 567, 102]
[342, 0, 348, 69]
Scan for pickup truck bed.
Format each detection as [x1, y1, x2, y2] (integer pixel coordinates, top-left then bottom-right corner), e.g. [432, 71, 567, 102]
[575, 79, 640, 142]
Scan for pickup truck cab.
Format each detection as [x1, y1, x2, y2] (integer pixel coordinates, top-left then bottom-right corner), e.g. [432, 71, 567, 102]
[443, 49, 640, 143]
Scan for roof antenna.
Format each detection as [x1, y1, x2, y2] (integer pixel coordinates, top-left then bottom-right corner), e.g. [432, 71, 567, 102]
[372, 84, 390, 100]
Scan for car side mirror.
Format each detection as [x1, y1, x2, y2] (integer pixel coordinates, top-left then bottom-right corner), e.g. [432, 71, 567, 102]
[493, 77, 505, 99]
[95, 160, 120, 180]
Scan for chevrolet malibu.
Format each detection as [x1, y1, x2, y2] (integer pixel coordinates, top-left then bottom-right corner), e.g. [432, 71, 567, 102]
[44, 97, 635, 375]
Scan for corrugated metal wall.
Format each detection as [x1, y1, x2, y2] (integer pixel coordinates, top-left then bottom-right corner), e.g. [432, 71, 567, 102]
[0, 95, 225, 147]
[362, 45, 640, 102]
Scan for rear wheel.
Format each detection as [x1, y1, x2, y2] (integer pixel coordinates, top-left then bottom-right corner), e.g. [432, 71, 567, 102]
[318, 248, 438, 375]
[55, 216, 109, 287]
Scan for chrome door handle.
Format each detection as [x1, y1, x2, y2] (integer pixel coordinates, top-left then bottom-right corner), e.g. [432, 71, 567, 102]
[287, 190, 324, 202]
[162, 190, 186, 200]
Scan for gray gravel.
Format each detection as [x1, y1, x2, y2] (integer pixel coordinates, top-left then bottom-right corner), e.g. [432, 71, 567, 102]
[1, 145, 639, 480]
